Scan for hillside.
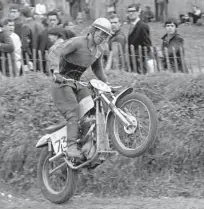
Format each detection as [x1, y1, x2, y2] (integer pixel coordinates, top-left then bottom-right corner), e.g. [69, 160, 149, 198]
[1, 71, 204, 198]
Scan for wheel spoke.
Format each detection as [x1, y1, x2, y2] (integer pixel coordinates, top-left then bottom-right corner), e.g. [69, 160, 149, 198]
[114, 98, 151, 150]
[43, 156, 68, 194]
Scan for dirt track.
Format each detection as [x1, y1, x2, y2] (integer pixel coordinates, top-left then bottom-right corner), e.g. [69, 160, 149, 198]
[1, 189, 204, 209]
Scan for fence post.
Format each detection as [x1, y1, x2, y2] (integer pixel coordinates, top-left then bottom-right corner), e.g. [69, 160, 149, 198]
[172, 47, 179, 73]
[154, 47, 161, 72]
[11, 52, 19, 77]
[196, 47, 202, 73]
[1, 52, 6, 76]
[111, 42, 120, 70]
[38, 50, 44, 73]
[130, 45, 137, 73]
[20, 52, 25, 75]
[179, 47, 186, 73]
[118, 43, 125, 71]
[188, 54, 193, 73]
[125, 44, 131, 72]
[25, 52, 30, 71]
[45, 50, 50, 76]
[7, 53, 14, 77]
[164, 47, 171, 72]
[144, 46, 148, 72]
[32, 49, 37, 72]
[138, 45, 144, 74]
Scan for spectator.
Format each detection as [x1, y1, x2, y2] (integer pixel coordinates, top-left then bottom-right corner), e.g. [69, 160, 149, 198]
[41, 18, 49, 29]
[63, 20, 75, 31]
[3, 18, 22, 75]
[37, 11, 61, 73]
[9, 4, 20, 20]
[161, 18, 185, 72]
[107, 5, 116, 18]
[35, 0, 47, 16]
[47, 28, 65, 73]
[188, 5, 202, 24]
[20, 7, 43, 69]
[62, 21, 76, 39]
[76, 12, 84, 24]
[47, 3, 55, 12]
[8, 4, 23, 38]
[20, 0, 30, 9]
[127, 3, 152, 74]
[0, 23, 14, 53]
[141, 6, 154, 23]
[105, 14, 127, 71]
[179, 14, 190, 24]
[0, 22, 14, 76]
[109, 14, 126, 52]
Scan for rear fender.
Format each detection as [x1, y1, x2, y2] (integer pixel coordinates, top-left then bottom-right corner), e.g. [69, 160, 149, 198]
[36, 134, 51, 148]
[105, 88, 133, 132]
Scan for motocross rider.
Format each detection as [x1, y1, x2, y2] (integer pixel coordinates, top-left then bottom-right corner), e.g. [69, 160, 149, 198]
[50, 18, 112, 158]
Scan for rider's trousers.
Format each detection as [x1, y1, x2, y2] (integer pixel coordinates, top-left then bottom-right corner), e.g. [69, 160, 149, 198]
[51, 82, 90, 142]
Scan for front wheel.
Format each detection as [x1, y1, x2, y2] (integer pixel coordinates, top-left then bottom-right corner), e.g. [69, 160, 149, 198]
[109, 93, 157, 158]
[37, 147, 78, 204]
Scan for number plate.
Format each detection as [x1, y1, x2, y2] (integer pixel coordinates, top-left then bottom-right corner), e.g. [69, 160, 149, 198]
[50, 126, 68, 154]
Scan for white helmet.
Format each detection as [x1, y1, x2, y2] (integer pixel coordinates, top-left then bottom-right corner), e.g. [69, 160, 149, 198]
[92, 18, 112, 36]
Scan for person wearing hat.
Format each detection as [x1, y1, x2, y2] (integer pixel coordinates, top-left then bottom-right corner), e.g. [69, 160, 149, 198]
[161, 18, 185, 72]
[50, 18, 112, 158]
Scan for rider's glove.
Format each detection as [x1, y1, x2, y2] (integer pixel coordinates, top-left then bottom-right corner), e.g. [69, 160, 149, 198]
[53, 73, 66, 84]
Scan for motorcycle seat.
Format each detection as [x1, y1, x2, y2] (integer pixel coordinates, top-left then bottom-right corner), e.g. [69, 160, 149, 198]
[45, 121, 67, 134]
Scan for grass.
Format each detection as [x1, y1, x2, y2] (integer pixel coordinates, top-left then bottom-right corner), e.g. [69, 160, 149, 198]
[1, 71, 204, 198]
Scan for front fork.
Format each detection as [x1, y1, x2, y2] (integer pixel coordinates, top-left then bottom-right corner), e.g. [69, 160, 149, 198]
[101, 94, 135, 127]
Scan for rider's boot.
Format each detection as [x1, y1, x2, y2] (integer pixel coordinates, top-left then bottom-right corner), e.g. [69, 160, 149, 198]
[65, 122, 84, 159]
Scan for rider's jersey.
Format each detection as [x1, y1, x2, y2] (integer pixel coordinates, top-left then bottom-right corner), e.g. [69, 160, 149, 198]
[53, 36, 106, 82]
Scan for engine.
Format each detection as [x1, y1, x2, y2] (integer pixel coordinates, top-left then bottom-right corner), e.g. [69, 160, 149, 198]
[77, 113, 96, 160]
[79, 114, 95, 137]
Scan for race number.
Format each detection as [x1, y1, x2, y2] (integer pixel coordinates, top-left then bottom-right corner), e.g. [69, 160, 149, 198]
[50, 126, 68, 154]
[54, 136, 68, 153]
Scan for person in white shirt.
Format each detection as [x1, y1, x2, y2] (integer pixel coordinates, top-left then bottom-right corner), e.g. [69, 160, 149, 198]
[3, 18, 22, 75]
[35, 0, 47, 16]
[188, 5, 202, 24]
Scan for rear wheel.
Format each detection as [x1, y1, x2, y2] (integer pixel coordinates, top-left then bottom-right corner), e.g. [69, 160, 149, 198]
[109, 93, 157, 158]
[37, 147, 78, 204]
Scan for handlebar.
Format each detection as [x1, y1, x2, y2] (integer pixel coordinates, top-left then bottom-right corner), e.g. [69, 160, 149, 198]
[63, 78, 89, 87]
[63, 78, 122, 91]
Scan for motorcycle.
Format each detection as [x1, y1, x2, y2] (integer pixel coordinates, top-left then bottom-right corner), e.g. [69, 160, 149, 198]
[36, 78, 157, 204]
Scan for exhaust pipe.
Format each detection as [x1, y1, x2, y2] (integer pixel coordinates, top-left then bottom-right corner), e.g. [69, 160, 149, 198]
[49, 162, 67, 175]
[49, 152, 64, 163]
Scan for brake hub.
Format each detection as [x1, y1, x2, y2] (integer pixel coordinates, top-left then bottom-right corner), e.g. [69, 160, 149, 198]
[124, 115, 137, 134]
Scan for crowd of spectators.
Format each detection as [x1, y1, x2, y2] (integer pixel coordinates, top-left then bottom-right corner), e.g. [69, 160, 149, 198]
[105, 3, 185, 73]
[0, 1, 190, 76]
[0, 1, 77, 76]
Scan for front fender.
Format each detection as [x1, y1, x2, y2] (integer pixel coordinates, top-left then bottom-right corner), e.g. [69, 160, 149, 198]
[105, 87, 133, 132]
[36, 134, 50, 148]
